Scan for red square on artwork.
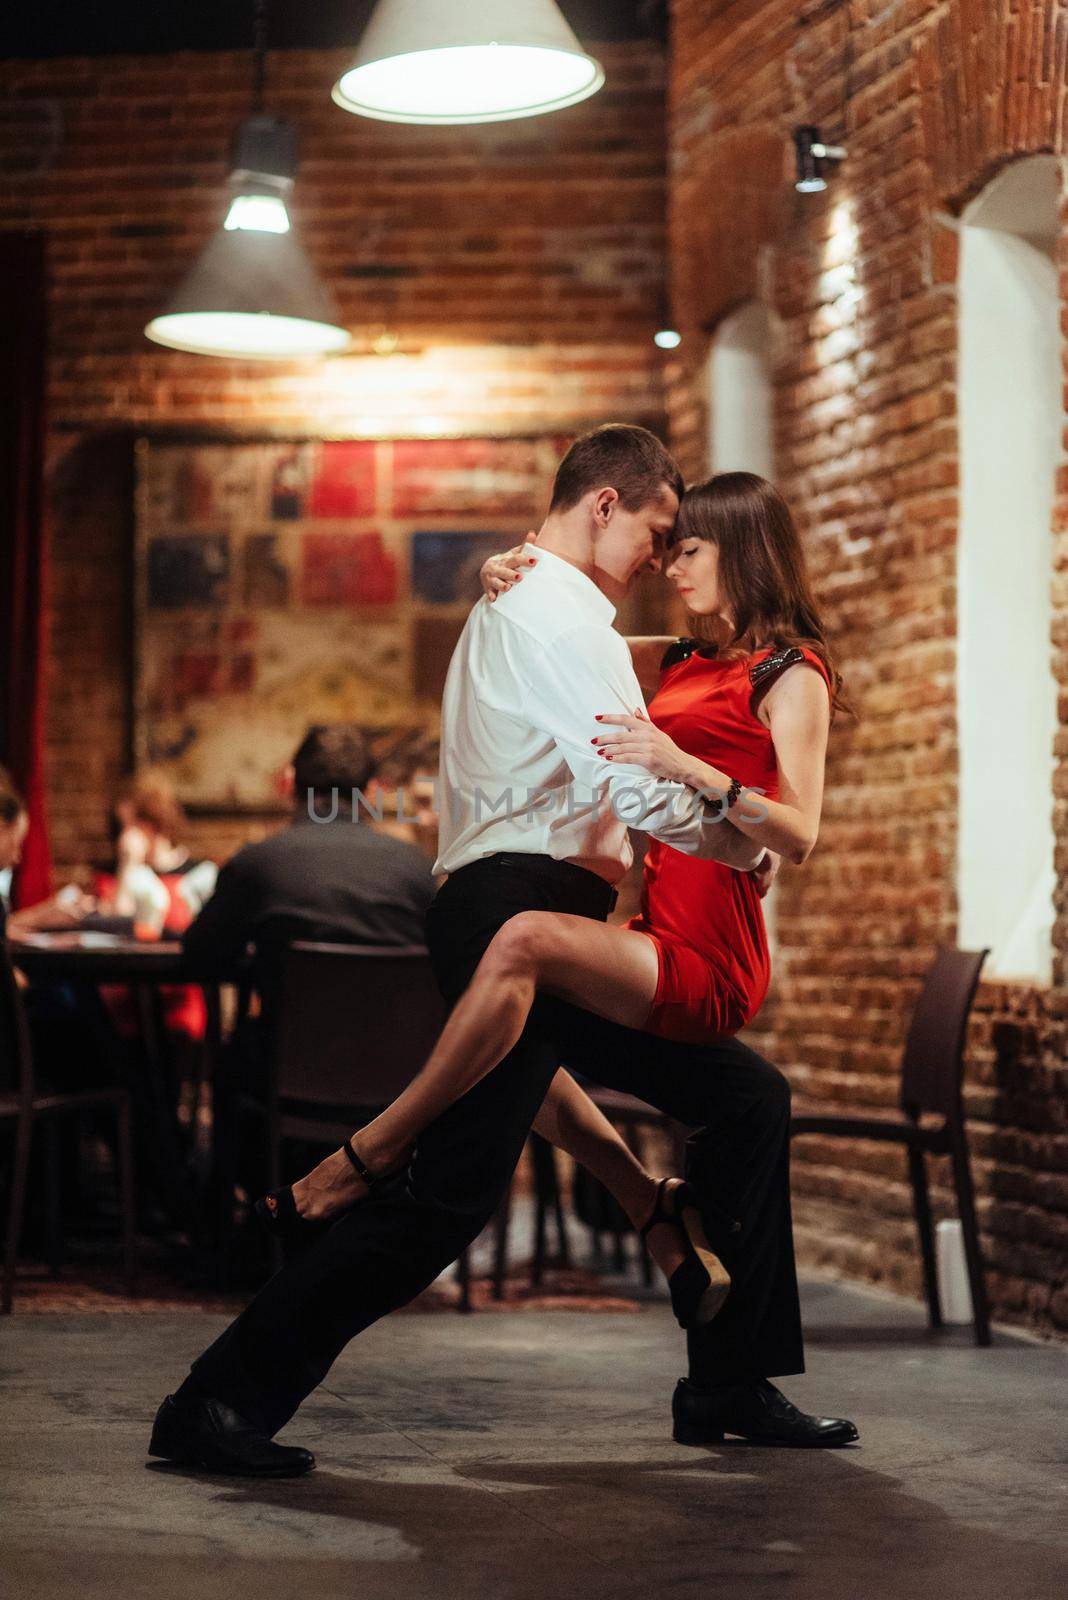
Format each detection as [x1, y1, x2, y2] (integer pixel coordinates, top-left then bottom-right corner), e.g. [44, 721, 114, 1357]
[172, 651, 223, 700]
[301, 531, 398, 607]
[307, 441, 377, 519]
[229, 653, 256, 693]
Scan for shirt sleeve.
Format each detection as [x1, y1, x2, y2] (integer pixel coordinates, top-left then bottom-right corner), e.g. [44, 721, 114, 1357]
[518, 622, 762, 867]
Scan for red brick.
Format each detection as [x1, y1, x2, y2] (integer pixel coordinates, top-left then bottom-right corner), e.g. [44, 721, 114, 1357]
[669, 0, 1068, 1342]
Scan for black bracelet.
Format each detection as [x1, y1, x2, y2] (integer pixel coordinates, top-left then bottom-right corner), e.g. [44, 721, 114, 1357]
[722, 777, 743, 812]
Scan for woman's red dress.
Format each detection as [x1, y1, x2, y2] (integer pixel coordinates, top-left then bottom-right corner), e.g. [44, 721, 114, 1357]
[626, 642, 833, 1044]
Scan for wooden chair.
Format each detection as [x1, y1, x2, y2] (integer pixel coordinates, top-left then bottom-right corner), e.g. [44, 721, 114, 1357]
[1, 939, 136, 1313]
[791, 946, 991, 1345]
[236, 941, 474, 1308]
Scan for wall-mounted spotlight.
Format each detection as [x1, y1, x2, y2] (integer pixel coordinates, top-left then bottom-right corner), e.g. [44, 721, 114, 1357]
[793, 126, 847, 194]
[653, 294, 681, 350]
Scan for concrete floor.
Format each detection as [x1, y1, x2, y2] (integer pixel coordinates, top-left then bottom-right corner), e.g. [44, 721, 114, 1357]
[2, 1280, 1066, 1600]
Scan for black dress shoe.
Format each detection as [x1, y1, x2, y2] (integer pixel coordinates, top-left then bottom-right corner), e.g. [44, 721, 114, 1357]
[672, 1377, 859, 1448]
[148, 1394, 315, 1477]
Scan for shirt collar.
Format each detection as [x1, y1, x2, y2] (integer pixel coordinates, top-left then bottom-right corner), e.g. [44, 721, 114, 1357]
[523, 543, 617, 626]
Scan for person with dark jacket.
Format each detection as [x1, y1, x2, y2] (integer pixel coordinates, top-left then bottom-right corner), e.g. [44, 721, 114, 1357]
[182, 727, 435, 1209]
[181, 726, 435, 997]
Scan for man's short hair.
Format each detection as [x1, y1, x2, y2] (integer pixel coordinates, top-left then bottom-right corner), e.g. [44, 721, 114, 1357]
[549, 423, 684, 515]
[292, 726, 376, 797]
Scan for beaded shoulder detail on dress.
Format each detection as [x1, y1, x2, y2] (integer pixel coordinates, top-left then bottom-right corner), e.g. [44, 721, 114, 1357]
[748, 646, 806, 688]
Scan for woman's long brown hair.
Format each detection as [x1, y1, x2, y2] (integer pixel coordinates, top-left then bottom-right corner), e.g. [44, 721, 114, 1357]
[673, 472, 855, 722]
[119, 769, 187, 845]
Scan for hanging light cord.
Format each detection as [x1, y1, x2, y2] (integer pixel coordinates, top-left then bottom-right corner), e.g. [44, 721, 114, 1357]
[252, 0, 269, 113]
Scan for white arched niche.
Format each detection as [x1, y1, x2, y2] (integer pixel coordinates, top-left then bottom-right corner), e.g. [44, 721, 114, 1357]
[707, 301, 774, 479]
[704, 302, 781, 954]
[957, 154, 1061, 982]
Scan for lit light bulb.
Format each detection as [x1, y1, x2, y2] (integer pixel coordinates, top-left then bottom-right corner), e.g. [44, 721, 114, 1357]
[654, 328, 682, 350]
[224, 193, 291, 234]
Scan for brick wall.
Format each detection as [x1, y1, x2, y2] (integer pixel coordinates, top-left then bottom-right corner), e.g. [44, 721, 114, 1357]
[7, 13, 1067, 1338]
[667, 0, 1068, 1338]
[0, 42, 668, 869]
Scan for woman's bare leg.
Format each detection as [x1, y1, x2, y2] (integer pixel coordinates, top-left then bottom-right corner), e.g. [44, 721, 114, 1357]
[290, 910, 661, 1221]
[532, 1070, 686, 1282]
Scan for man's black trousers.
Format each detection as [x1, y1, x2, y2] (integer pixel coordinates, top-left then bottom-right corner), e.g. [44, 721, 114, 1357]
[186, 853, 805, 1436]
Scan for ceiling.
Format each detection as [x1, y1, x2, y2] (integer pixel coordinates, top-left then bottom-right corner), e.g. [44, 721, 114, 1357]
[1, 2, 668, 60]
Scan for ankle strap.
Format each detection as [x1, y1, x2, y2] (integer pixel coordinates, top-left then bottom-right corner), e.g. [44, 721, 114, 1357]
[639, 1177, 674, 1240]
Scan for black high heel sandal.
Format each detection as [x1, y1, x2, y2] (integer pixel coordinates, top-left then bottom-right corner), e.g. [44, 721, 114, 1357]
[640, 1177, 732, 1330]
[254, 1136, 386, 1242]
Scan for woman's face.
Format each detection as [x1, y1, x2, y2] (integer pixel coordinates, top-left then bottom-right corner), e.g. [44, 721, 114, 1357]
[0, 810, 29, 874]
[665, 534, 726, 618]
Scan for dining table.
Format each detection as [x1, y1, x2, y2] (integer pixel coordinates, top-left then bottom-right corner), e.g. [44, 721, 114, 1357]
[9, 929, 231, 1252]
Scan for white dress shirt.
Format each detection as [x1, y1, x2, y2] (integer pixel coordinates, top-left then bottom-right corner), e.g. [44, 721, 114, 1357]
[433, 544, 757, 885]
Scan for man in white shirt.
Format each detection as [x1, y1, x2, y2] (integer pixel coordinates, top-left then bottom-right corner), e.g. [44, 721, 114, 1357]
[433, 496, 761, 885]
[154, 425, 855, 1476]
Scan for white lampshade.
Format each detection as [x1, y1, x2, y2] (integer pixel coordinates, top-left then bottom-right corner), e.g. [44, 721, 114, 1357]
[332, 0, 604, 125]
[146, 228, 350, 360]
[146, 115, 350, 360]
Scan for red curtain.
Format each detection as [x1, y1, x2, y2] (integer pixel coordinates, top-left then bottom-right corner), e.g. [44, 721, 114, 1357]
[0, 231, 52, 906]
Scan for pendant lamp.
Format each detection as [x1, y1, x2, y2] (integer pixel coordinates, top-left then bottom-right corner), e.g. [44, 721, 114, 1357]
[145, 5, 349, 360]
[332, 0, 605, 126]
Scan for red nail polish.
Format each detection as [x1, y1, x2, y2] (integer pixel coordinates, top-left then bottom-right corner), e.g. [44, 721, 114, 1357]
[595, 715, 603, 721]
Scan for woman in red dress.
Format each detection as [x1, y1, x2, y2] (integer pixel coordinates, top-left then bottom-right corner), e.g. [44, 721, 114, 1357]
[262, 473, 850, 1326]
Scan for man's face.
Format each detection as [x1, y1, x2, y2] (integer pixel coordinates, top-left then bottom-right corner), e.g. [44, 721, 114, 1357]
[592, 484, 680, 597]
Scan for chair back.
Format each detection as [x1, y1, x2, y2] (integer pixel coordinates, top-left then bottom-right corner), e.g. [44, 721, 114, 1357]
[899, 946, 988, 1119]
[0, 938, 34, 1103]
[273, 942, 447, 1111]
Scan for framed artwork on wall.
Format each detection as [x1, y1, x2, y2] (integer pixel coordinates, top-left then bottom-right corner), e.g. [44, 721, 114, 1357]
[133, 433, 573, 810]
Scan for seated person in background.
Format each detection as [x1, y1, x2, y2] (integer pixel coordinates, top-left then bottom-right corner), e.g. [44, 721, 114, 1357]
[0, 765, 126, 1112]
[106, 769, 217, 936]
[371, 732, 440, 862]
[0, 766, 95, 938]
[181, 725, 435, 1001]
[96, 770, 217, 1063]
